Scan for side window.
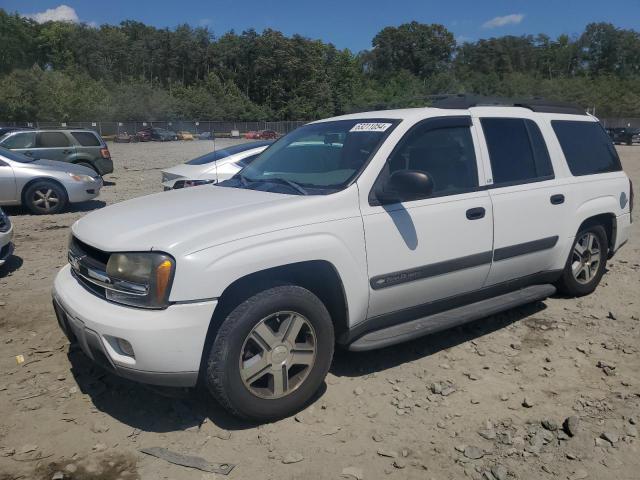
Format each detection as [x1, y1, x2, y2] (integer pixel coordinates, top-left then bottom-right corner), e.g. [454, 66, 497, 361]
[386, 123, 478, 198]
[551, 121, 622, 176]
[1, 132, 36, 149]
[481, 118, 554, 185]
[71, 131, 101, 146]
[36, 132, 71, 148]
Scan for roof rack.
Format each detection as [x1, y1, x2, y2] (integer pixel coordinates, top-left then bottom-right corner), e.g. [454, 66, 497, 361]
[430, 94, 585, 115]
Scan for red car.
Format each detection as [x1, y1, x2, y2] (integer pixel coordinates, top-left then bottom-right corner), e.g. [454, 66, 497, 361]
[244, 130, 278, 140]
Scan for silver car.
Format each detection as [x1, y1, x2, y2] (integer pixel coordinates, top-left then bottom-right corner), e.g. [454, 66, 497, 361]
[0, 146, 102, 215]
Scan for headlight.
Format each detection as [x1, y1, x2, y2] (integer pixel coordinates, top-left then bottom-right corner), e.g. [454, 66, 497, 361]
[105, 252, 175, 309]
[68, 173, 95, 182]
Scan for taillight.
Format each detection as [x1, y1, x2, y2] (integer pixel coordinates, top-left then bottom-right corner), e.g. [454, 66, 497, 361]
[100, 148, 110, 159]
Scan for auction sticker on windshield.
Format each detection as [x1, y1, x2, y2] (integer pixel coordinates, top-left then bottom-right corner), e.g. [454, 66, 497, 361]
[349, 123, 393, 132]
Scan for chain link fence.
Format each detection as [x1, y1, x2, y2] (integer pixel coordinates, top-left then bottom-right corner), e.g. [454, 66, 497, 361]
[0, 120, 308, 137]
[600, 118, 640, 128]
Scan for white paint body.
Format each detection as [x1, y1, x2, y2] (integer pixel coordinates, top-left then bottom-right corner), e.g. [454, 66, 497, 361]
[52, 106, 632, 383]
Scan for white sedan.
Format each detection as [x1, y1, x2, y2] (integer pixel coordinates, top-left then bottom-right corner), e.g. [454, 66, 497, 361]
[161, 141, 272, 190]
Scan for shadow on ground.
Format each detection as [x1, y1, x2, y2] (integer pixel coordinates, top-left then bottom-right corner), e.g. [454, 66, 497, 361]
[66, 301, 547, 433]
[0, 254, 23, 278]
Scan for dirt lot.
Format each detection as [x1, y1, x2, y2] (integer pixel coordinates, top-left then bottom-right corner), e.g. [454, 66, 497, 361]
[0, 141, 639, 480]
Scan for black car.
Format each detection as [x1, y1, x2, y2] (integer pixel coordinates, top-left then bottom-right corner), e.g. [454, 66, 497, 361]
[144, 127, 178, 142]
[607, 127, 639, 145]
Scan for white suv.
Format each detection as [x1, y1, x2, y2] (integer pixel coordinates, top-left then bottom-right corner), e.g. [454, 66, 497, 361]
[52, 97, 633, 421]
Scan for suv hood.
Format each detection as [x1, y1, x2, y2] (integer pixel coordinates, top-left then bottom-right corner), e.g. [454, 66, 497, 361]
[72, 186, 337, 254]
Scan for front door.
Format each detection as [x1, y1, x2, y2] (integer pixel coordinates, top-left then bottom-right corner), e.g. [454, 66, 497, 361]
[359, 116, 494, 319]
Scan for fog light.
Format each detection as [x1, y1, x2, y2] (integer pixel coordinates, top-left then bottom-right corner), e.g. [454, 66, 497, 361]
[117, 338, 135, 357]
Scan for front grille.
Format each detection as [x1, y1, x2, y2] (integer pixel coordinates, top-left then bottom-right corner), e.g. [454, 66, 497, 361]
[69, 236, 110, 299]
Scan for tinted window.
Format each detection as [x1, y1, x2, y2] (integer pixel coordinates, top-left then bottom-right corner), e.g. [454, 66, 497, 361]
[71, 131, 101, 146]
[37, 132, 70, 148]
[1, 132, 36, 149]
[0, 146, 36, 163]
[187, 141, 272, 165]
[387, 124, 478, 197]
[481, 118, 554, 185]
[552, 121, 622, 176]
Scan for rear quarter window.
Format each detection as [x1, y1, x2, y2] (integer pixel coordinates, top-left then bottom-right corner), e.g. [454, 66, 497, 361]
[551, 121, 622, 176]
[71, 131, 102, 147]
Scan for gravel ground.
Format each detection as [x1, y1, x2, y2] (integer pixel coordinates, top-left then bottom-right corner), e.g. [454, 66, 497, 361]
[0, 141, 638, 480]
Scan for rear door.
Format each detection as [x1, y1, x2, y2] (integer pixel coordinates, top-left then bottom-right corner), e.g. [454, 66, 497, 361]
[476, 115, 570, 285]
[35, 131, 75, 162]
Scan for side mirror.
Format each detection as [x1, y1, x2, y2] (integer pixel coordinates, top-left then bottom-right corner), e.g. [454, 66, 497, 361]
[376, 170, 434, 204]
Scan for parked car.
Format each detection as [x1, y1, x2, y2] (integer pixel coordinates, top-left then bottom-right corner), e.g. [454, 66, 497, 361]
[0, 146, 102, 214]
[52, 98, 632, 421]
[245, 130, 278, 140]
[0, 129, 113, 176]
[0, 208, 13, 267]
[141, 127, 178, 141]
[135, 129, 152, 142]
[161, 141, 272, 190]
[114, 132, 139, 143]
[177, 131, 195, 141]
[607, 127, 640, 145]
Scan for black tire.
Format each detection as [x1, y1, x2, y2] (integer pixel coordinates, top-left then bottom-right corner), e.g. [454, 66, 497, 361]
[206, 285, 334, 421]
[555, 224, 608, 297]
[24, 180, 68, 215]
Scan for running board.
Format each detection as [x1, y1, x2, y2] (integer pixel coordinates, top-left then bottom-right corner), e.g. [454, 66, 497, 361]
[348, 284, 556, 351]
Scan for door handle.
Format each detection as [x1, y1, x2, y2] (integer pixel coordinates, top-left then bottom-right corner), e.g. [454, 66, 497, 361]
[62, 150, 72, 154]
[550, 194, 565, 205]
[466, 207, 486, 220]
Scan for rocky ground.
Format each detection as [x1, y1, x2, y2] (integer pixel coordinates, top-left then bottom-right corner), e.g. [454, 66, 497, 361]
[0, 141, 638, 480]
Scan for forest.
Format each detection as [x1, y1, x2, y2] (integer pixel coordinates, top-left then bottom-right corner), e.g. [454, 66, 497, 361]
[1, 9, 639, 121]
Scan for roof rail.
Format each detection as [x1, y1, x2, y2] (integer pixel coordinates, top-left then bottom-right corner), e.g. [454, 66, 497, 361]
[430, 94, 585, 115]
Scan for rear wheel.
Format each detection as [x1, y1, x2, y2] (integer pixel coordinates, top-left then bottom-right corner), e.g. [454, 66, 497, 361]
[206, 285, 334, 421]
[24, 180, 68, 215]
[555, 224, 608, 296]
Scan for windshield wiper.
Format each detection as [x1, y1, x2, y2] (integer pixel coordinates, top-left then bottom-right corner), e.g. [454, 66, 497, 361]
[259, 177, 309, 195]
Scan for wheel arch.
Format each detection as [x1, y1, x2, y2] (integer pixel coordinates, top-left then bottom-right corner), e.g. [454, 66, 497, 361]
[20, 176, 68, 206]
[197, 260, 349, 381]
[576, 212, 616, 253]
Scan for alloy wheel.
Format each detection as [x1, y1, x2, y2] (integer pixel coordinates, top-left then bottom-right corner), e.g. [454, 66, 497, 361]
[571, 232, 602, 284]
[239, 311, 316, 399]
[32, 188, 60, 212]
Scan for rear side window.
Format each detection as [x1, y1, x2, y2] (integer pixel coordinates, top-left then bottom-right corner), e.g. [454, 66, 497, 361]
[551, 121, 622, 176]
[37, 132, 70, 148]
[481, 118, 554, 185]
[71, 131, 101, 147]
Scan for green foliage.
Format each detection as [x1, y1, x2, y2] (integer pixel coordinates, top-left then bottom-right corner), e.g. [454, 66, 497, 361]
[0, 10, 639, 121]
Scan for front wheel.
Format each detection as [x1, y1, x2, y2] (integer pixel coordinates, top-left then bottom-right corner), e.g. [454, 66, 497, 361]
[205, 285, 334, 421]
[24, 180, 68, 215]
[555, 224, 608, 297]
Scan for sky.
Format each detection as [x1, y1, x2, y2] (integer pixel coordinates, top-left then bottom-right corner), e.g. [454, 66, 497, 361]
[4, 0, 640, 52]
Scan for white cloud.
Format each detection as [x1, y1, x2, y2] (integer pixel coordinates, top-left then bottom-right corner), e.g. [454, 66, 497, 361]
[482, 13, 524, 29]
[24, 4, 79, 24]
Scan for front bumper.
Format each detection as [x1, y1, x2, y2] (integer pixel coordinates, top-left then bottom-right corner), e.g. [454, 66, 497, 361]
[66, 177, 103, 203]
[52, 265, 217, 387]
[0, 225, 13, 267]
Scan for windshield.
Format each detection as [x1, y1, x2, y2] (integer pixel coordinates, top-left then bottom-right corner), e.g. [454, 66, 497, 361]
[0, 145, 35, 163]
[186, 141, 273, 165]
[221, 119, 398, 194]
